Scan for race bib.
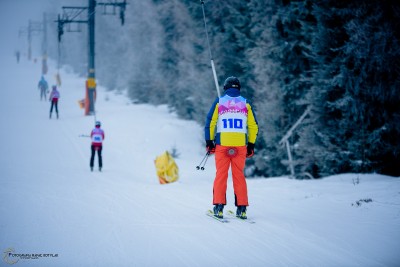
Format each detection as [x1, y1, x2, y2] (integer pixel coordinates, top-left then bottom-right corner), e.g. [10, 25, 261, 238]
[92, 134, 103, 143]
[217, 96, 247, 133]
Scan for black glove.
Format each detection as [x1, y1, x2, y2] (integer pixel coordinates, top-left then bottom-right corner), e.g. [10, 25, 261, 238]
[246, 142, 255, 158]
[206, 140, 216, 154]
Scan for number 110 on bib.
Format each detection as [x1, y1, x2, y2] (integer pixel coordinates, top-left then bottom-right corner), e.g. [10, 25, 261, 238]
[222, 118, 243, 129]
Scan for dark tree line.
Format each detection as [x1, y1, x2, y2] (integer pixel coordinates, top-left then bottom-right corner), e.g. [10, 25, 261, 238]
[47, 0, 400, 178]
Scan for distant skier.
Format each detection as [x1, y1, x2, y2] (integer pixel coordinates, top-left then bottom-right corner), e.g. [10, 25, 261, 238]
[205, 76, 259, 219]
[49, 85, 60, 119]
[90, 121, 105, 172]
[38, 76, 49, 101]
[15, 50, 20, 63]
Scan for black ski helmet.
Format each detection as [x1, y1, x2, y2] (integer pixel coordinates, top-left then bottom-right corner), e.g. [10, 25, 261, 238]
[223, 76, 241, 90]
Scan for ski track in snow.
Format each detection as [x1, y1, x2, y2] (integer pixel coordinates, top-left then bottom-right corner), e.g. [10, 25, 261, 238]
[0, 34, 400, 267]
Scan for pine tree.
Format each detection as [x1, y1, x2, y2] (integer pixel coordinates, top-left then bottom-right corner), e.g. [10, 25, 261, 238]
[301, 0, 400, 177]
[246, 0, 317, 177]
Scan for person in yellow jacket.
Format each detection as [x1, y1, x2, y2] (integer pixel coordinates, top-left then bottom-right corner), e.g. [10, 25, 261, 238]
[205, 76, 258, 219]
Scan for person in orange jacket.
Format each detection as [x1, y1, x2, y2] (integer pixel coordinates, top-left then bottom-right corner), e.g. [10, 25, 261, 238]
[205, 76, 259, 219]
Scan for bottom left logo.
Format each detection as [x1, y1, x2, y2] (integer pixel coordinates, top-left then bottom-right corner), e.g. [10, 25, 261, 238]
[3, 248, 19, 265]
[3, 247, 59, 265]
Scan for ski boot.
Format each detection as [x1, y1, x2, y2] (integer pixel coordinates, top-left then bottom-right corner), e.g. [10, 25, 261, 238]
[90, 167, 93, 172]
[236, 206, 247, 219]
[213, 204, 224, 219]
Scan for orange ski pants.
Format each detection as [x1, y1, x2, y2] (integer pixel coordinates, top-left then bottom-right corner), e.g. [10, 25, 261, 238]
[213, 145, 248, 206]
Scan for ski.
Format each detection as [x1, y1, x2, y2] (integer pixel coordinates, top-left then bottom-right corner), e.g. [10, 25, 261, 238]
[206, 210, 229, 223]
[227, 210, 256, 224]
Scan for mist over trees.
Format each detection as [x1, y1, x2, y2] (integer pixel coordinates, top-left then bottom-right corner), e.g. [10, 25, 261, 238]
[46, 0, 400, 178]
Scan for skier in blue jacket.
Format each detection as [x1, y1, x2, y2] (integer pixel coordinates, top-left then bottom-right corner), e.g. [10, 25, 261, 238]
[38, 76, 48, 101]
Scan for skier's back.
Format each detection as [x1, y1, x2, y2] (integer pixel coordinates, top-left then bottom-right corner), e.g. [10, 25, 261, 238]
[49, 85, 60, 119]
[90, 121, 105, 172]
[205, 76, 259, 219]
[38, 76, 48, 101]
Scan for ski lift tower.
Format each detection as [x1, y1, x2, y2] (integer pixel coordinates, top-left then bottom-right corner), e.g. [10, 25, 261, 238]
[18, 27, 28, 59]
[42, 13, 48, 75]
[27, 20, 40, 61]
[24, 15, 48, 75]
[56, 0, 127, 116]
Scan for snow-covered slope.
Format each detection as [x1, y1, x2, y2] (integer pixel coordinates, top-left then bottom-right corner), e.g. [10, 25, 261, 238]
[1, 19, 400, 267]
